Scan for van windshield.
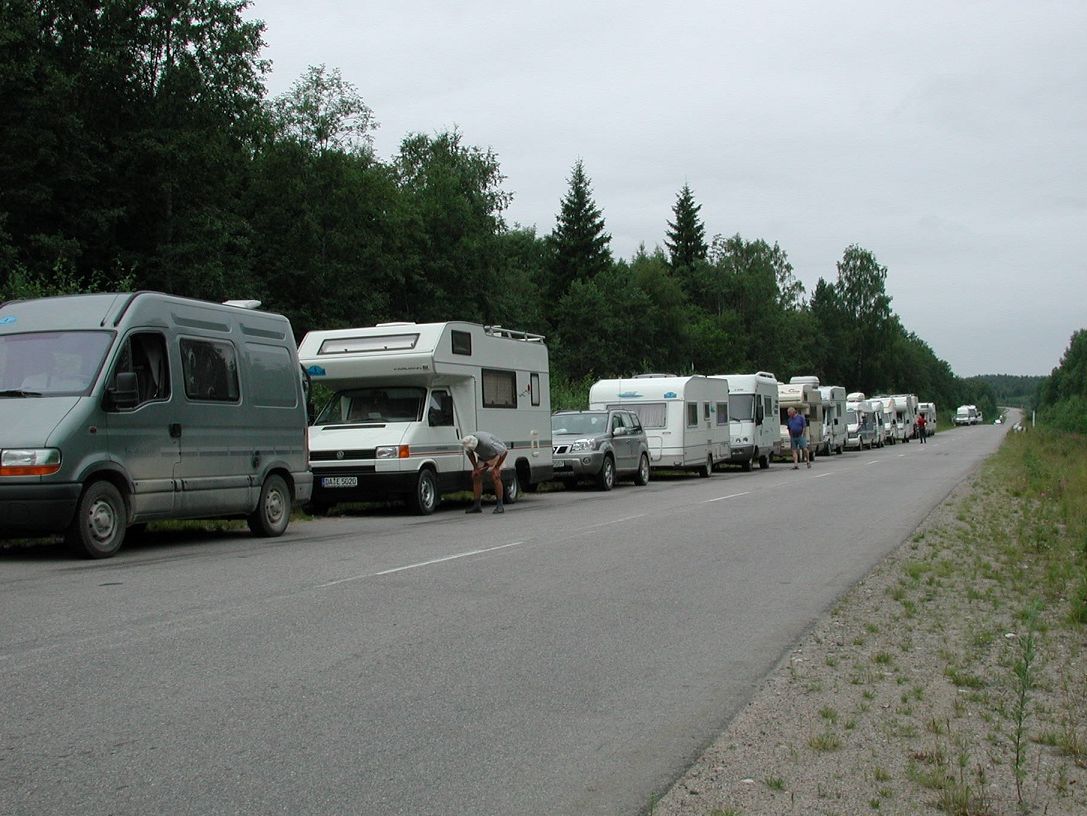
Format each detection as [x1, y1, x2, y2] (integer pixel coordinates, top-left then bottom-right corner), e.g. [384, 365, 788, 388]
[317, 386, 426, 424]
[0, 331, 113, 396]
[729, 394, 755, 421]
[552, 412, 608, 435]
[846, 410, 859, 425]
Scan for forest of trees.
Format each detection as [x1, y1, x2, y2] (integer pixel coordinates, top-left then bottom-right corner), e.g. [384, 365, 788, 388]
[1035, 331, 1087, 433]
[1, 1, 1000, 416]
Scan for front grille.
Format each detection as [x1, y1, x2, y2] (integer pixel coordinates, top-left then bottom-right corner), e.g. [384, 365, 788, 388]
[553, 445, 570, 455]
[311, 449, 377, 461]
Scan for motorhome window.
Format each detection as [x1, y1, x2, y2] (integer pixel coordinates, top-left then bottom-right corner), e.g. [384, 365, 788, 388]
[530, 372, 541, 406]
[686, 402, 698, 427]
[551, 412, 607, 435]
[428, 390, 454, 427]
[247, 343, 297, 408]
[715, 401, 729, 426]
[317, 334, 419, 354]
[451, 330, 472, 356]
[0, 330, 113, 396]
[703, 402, 711, 421]
[317, 386, 426, 424]
[730, 394, 755, 421]
[181, 338, 240, 402]
[847, 410, 859, 425]
[482, 368, 517, 408]
[608, 402, 666, 429]
[112, 332, 170, 406]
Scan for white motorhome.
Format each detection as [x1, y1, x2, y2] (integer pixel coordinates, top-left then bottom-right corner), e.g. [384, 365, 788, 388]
[711, 371, 781, 470]
[818, 385, 847, 455]
[955, 404, 978, 426]
[885, 393, 919, 440]
[845, 392, 878, 450]
[918, 402, 937, 435]
[588, 375, 730, 476]
[868, 397, 890, 447]
[299, 322, 552, 514]
[779, 379, 824, 460]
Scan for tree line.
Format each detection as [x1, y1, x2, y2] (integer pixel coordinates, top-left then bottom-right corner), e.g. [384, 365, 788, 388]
[1, 0, 997, 417]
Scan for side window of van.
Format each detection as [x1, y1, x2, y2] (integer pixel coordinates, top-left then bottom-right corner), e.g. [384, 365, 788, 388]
[181, 338, 240, 402]
[111, 332, 170, 408]
[428, 390, 454, 427]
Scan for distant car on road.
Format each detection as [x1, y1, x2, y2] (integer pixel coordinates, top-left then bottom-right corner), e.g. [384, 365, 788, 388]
[551, 409, 651, 490]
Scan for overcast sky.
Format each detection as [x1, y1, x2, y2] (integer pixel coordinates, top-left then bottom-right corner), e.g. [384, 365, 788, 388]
[244, 1, 1086, 377]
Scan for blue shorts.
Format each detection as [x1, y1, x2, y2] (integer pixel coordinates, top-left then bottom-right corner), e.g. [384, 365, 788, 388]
[790, 435, 807, 450]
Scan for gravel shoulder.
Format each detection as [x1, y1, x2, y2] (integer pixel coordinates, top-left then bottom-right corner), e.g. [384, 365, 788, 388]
[653, 448, 1087, 816]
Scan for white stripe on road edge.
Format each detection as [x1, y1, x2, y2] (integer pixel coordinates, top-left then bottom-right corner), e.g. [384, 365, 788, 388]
[867, 460, 880, 465]
[703, 492, 751, 503]
[583, 513, 646, 530]
[318, 541, 525, 587]
[814, 472, 832, 478]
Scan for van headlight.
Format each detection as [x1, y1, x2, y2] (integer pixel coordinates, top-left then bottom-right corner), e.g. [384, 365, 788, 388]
[1, 448, 62, 476]
[570, 438, 597, 452]
[376, 445, 410, 459]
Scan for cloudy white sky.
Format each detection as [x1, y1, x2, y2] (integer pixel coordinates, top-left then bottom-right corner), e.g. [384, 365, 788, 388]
[244, 1, 1086, 377]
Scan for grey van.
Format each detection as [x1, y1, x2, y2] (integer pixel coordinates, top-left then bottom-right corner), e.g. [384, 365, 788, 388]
[0, 292, 313, 558]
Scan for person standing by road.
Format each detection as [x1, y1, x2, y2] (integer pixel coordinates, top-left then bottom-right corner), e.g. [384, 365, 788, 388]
[916, 412, 928, 444]
[786, 406, 811, 469]
[461, 432, 509, 514]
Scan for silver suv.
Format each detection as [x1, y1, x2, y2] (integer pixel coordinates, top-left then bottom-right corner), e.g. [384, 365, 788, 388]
[551, 409, 651, 490]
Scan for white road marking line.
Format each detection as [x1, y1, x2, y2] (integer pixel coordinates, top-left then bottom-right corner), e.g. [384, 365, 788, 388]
[583, 513, 646, 529]
[703, 491, 750, 503]
[866, 460, 880, 465]
[814, 472, 832, 478]
[318, 541, 525, 587]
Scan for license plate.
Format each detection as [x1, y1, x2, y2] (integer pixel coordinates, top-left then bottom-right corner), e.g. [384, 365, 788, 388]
[554, 461, 570, 470]
[321, 476, 358, 488]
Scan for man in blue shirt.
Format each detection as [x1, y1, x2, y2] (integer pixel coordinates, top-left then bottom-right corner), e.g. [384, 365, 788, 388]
[786, 407, 811, 470]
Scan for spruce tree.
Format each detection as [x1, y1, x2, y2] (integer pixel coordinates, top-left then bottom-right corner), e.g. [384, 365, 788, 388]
[664, 183, 707, 270]
[549, 160, 612, 302]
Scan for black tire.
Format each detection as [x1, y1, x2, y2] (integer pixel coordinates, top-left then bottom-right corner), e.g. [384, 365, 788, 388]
[409, 468, 439, 515]
[66, 481, 127, 559]
[633, 453, 650, 486]
[596, 455, 616, 491]
[698, 454, 712, 478]
[503, 472, 520, 505]
[759, 453, 770, 469]
[248, 474, 291, 537]
[741, 458, 753, 472]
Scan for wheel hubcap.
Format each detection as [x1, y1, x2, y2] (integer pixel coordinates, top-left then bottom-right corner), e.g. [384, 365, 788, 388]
[88, 499, 116, 543]
[266, 489, 285, 524]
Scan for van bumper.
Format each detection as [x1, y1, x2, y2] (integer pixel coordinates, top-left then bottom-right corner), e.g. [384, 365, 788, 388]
[310, 468, 430, 504]
[0, 482, 81, 534]
[726, 444, 755, 463]
[551, 451, 605, 479]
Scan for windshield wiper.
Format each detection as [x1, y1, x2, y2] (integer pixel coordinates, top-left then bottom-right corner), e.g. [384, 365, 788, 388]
[0, 389, 42, 397]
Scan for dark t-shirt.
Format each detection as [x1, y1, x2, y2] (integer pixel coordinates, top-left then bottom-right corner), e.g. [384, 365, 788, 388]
[787, 414, 807, 437]
[473, 431, 507, 460]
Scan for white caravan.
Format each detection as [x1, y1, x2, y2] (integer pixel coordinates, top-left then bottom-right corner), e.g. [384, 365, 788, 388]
[885, 393, 919, 440]
[868, 398, 890, 447]
[589, 375, 730, 476]
[711, 371, 781, 470]
[818, 385, 848, 455]
[845, 392, 878, 450]
[778, 378, 825, 459]
[918, 402, 937, 435]
[299, 322, 552, 514]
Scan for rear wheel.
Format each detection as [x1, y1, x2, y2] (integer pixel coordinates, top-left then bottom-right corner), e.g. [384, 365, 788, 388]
[410, 468, 439, 515]
[596, 455, 616, 491]
[633, 453, 650, 486]
[698, 454, 712, 477]
[67, 481, 127, 559]
[248, 474, 291, 537]
[759, 453, 770, 469]
[741, 458, 753, 472]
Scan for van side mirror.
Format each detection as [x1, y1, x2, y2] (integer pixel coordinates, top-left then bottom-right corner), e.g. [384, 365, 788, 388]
[612, 426, 628, 437]
[109, 371, 139, 409]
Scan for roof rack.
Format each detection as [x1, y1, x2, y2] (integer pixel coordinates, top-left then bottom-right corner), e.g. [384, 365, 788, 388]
[484, 325, 547, 343]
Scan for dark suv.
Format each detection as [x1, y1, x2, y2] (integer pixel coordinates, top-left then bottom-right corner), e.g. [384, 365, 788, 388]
[550, 409, 651, 490]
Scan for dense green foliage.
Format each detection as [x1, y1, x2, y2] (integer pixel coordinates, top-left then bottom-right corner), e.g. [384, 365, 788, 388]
[0, 1, 1006, 411]
[1036, 330, 1087, 434]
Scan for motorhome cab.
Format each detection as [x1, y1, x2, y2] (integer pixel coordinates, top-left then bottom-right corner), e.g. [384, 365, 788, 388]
[779, 378, 824, 460]
[0, 292, 313, 558]
[845, 392, 878, 450]
[918, 402, 937, 435]
[818, 384, 847, 456]
[299, 322, 552, 514]
[588, 375, 730, 476]
[955, 404, 977, 426]
[711, 371, 780, 470]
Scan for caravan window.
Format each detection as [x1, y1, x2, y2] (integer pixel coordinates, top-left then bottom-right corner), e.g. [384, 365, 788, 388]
[703, 402, 711, 421]
[715, 401, 729, 425]
[451, 330, 472, 356]
[181, 338, 239, 402]
[730, 394, 755, 421]
[530, 372, 541, 406]
[686, 402, 698, 427]
[482, 368, 517, 409]
[318, 334, 418, 354]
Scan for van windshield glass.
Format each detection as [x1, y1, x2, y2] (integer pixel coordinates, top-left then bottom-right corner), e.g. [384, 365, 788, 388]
[0, 331, 113, 396]
[729, 394, 755, 420]
[551, 412, 608, 435]
[317, 386, 426, 424]
[847, 410, 859, 425]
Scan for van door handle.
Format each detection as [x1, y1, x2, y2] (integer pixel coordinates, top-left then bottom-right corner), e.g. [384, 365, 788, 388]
[169, 423, 182, 438]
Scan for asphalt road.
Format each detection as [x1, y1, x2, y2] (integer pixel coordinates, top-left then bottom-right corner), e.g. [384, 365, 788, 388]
[0, 421, 1010, 816]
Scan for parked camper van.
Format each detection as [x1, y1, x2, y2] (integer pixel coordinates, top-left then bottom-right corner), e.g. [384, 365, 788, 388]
[300, 322, 552, 515]
[0, 292, 313, 558]
[954, 404, 978, 426]
[779, 378, 824, 460]
[918, 402, 937, 436]
[845, 392, 878, 450]
[588, 375, 730, 476]
[818, 385, 847, 455]
[711, 371, 780, 470]
[885, 394, 919, 440]
[868, 398, 889, 448]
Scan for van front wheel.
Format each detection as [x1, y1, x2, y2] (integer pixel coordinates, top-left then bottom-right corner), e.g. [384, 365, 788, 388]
[67, 481, 127, 559]
[410, 469, 440, 515]
[248, 474, 291, 537]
